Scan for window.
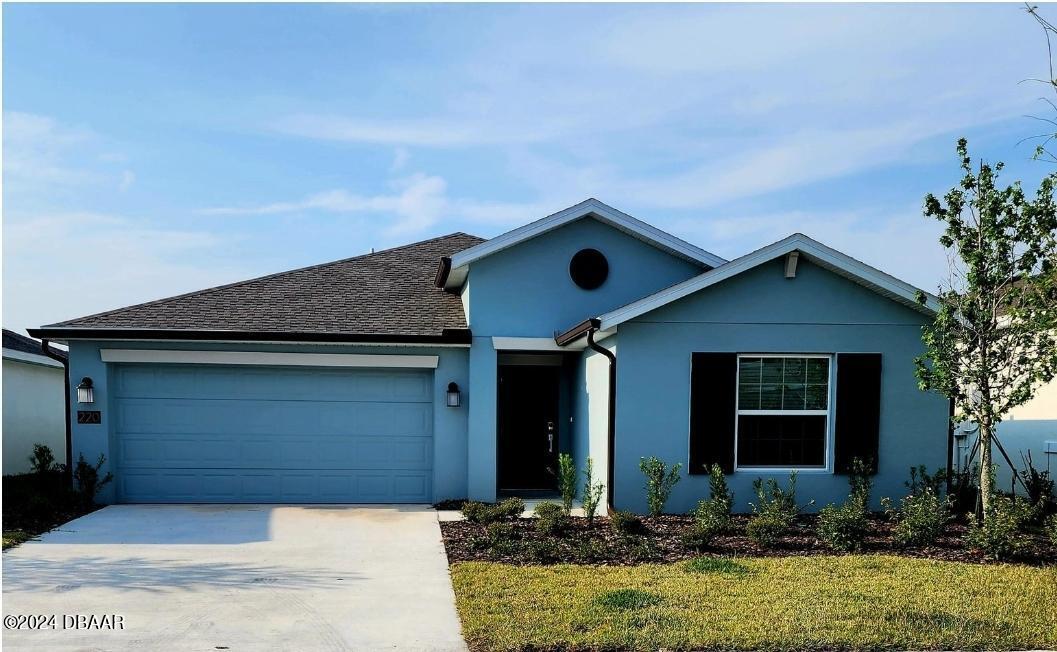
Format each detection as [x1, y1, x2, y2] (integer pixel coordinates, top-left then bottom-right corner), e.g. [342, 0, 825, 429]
[736, 355, 830, 469]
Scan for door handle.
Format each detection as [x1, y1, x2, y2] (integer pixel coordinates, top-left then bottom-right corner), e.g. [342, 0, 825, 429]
[547, 421, 555, 453]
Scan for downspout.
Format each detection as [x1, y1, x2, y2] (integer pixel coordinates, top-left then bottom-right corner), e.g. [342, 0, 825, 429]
[41, 339, 73, 486]
[946, 398, 955, 496]
[586, 328, 616, 513]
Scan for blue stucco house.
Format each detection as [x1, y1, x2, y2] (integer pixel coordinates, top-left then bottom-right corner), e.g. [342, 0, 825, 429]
[30, 199, 950, 513]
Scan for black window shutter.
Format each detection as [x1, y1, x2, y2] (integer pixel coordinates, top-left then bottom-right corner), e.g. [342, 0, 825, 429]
[834, 353, 882, 474]
[689, 353, 737, 475]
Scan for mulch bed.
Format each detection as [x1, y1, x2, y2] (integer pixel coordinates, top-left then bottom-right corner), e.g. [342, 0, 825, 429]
[440, 513, 1057, 567]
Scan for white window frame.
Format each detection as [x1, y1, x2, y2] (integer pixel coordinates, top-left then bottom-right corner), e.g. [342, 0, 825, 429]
[734, 353, 834, 473]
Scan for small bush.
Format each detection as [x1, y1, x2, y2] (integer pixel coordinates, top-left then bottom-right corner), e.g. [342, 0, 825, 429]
[610, 510, 643, 535]
[688, 464, 735, 549]
[594, 588, 662, 610]
[73, 454, 113, 507]
[639, 456, 682, 517]
[966, 495, 1027, 560]
[572, 537, 608, 563]
[461, 498, 524, 524]
[746, 512, 787, 548]
[883, 488, 949, 547]
[524, 537, 561, 563]
[28, 444, 57, 475]
[847, 457, 874, 510]
[684, 556, 750, 575]
[817, 501, 869, 552]
[906, 465, 948, 496]
[624, 535, 660, 562]
[484, 522, 518, 558]
[534, 501, 569, 536]
[557, 453, 578, 513]
[1019, 451, 1054, 523]
[581, 457, 605, 525]
[1046, 513, 1057, 546]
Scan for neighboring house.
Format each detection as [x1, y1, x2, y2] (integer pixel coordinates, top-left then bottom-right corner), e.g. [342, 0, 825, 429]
[2, 329, 67, 475]
[29, 199, 949, 512]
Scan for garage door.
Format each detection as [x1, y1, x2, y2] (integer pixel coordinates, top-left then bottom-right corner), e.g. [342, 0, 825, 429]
[112, 364, 434, 503]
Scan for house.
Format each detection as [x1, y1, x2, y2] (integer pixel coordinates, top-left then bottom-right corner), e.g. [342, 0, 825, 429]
[2, 329, 68, 475]
[29, 199, 949, 512]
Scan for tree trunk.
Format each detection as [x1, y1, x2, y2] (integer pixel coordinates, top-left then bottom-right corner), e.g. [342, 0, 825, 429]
[978, 420, 994, 520]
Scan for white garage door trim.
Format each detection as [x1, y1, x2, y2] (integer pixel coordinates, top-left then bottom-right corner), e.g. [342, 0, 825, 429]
[100, 349, 439, 368]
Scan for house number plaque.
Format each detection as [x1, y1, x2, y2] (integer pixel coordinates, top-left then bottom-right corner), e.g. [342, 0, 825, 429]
[77, 411, 102, 425]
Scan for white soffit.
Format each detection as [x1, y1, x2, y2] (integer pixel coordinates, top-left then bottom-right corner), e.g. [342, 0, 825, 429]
[444, 198, 727, 289]
[100, 349, 440, 368]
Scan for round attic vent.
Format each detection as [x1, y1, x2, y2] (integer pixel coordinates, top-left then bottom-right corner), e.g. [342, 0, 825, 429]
[569, 248, 609, 290]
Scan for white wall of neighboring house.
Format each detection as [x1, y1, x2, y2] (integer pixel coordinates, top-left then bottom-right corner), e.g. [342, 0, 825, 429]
[2, 350, 66, 475]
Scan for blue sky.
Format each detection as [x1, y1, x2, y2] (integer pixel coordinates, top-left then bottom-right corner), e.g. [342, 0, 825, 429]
[3, 3, 1054, 335]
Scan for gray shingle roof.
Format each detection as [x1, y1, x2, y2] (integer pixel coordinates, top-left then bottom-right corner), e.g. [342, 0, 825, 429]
[37, 233, 484, 341]
[3, 329, 67, 359]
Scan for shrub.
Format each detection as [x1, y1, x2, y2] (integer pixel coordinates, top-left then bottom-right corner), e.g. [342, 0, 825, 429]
[485, 522, 518, 558]
[847, 457, 874, 511]
[966, 495, 1027, 560]
[745, 512, 787, 548]
[688, 464, 735, 549]
[609, 510, 643, 535]
[594, 588, 662, 610]
[524, 537, 561, 563]
[1046, 513, 1057, 546]
[73, 454, 113, 507]
[625, 535, 660, 562]
[883, 488, 949, 547]
[817, 501, 869, 552]
[534, 501, 569, 536]
[581, 457, 605, 525]
[461, 498, 524, 524]
[1019, 451, 1055, 522]
[557, 453, 578, 512]
[28, 444, 57, 475]
[572, 537, 608, 563]
[906, 465, 948, 496]
[639, 456, 682, 517]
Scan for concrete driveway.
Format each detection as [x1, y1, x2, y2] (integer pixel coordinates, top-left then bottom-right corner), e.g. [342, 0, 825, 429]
[2, 505, 466, 651]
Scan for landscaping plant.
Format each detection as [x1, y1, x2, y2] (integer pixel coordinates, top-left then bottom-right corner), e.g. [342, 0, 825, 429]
[461, 497, 525, 524]
[818, 457, 872, 552]
[533, 501, 569, 536]
[967, 493, 1027, 560]
[557, 453, 577, 512]
[883, 487, 949, 547]
[581, 457, 604, 525]
[639, 456, 682, 517]
[915, 138, 1057, 519]
[28, 444, 58, 475]
[73, 453, 113, 507]
[1046, 513, 1057, 546]
[1019, 451, 1055, 523]
[687, 464, 734, 549]
[746, 473, 804, 548]
[609, 509, 643, 535]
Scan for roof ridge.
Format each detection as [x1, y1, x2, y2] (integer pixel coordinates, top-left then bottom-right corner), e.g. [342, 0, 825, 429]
[47, 231, 484, 328]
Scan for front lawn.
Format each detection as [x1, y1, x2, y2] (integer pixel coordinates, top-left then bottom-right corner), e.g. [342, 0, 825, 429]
[452, 555, 1057, 651]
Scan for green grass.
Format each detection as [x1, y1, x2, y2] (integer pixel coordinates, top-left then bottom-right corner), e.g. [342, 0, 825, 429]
[451, 555, 1057, 651]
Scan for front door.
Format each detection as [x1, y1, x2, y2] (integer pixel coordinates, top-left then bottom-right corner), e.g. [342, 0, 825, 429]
[497, 364, 561, 492]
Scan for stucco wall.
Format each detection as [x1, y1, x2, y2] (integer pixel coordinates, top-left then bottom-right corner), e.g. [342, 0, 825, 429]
[66, 340, 469, 504]
[2, 358, 67, 475]
[613, 257, 949, 513]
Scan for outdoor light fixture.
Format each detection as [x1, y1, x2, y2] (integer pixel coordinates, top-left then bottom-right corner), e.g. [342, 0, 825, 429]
[446, 382, 461, 408]
[76, 377, 95, 404]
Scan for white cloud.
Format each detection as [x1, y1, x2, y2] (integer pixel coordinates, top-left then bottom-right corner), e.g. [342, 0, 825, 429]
[119, 170, 136, 191]
[390, 147, 410, 172]
[1, 212, 252, 335]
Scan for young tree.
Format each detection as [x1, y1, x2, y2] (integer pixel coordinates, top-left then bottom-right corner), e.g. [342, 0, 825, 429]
[916, 139, 1057, 518]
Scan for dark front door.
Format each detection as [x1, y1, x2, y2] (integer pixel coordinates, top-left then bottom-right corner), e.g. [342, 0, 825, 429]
[497, 364, 561, 492]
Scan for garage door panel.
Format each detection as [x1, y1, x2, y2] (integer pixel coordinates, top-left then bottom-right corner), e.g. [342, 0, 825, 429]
[115, 365, 433, 403]
[114, 364, 434, 503]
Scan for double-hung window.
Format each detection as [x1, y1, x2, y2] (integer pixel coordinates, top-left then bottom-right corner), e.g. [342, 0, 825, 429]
[735, 355, 830, 469]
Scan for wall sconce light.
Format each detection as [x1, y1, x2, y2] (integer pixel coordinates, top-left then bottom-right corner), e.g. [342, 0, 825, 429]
[76, 377, 95, 404]
[446, 382, 461, 408]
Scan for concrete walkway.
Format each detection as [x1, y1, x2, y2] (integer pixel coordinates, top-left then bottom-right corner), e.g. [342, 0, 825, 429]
[2, 505, 466, 651]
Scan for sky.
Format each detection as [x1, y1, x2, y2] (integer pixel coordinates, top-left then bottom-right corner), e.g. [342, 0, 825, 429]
[3, 3, 1055, 336]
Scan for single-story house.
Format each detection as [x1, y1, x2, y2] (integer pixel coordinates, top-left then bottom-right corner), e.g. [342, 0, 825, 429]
[30, 199, 949, 512]
[3, 329, 68, 475]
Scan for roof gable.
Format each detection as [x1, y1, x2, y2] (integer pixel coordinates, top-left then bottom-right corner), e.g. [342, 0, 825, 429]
[591, 233, 939, 334]
[439, 198, 726, 290]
